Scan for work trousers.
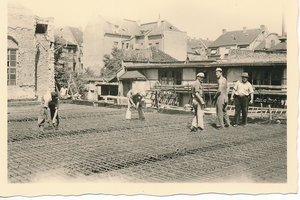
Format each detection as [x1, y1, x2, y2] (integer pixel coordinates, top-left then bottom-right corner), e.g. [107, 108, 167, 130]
[38, 107, 50, 127]
[126, 100, 145, 120]
[216, 95, 230, 128]
[191, 99, 204, 129]
[234, 95, 249, 125]
[49, 107, 59, 127]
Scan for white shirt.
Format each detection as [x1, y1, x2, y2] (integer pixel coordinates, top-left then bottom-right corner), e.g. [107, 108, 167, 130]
[233, 81, 254, 96]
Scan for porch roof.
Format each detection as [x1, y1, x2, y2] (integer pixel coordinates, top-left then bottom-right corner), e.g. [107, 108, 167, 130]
[124, 61, 286, 69]
[119, 70, 147, 80]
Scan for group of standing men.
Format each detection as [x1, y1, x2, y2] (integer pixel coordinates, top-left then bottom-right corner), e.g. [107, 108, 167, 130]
[191, 67, 254, 132]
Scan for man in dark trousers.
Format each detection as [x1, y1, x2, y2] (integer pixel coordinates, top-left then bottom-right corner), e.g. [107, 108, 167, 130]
[230, 72, 254, 127]
[126, 89, 146, 120]
[214, 68, 230, 129]
[190, 72, 205, 132]
[48, 91, 60, 130]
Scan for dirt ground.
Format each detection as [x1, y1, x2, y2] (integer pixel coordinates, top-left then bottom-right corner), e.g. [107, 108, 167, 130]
[7, 104, 287, 183]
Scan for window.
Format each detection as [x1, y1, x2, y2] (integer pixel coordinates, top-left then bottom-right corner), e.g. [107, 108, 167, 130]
[149, 43, 152, 46]
[122, 43, 124, 49]
[156, 42, 159, 48]
[210, 50, 217, 55]
[270, 40, 275, 48]
[140, 43, 143, 49]
[114, 42, 118, 47]
[7, 49, 17, 85]
[159, 69, 182, 85]
[126, 43, 129, 49]
[35, 24, 48, 34]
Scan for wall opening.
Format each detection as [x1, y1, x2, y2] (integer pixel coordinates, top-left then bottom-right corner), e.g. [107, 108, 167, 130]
[35, 24, 48, 34]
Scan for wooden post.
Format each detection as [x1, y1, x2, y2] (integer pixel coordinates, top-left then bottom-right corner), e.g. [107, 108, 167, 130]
[268, 104, 272, 122]
[260, 103, 263, 119]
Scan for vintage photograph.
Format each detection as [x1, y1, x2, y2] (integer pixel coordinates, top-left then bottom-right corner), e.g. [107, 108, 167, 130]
[3, 0, 298, 197]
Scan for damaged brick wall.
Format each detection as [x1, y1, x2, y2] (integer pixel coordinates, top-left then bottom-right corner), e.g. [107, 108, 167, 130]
[7, 1, 55, 100]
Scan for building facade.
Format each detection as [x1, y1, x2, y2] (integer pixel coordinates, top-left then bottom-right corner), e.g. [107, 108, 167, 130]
[54, 26, 83, 74]
[208, 25, 274, 59]
[83, 15, 187, 75]
[7, 0, 55, 100]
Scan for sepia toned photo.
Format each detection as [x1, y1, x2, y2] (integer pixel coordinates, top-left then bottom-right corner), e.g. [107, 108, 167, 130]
[1, 0, 298, 198]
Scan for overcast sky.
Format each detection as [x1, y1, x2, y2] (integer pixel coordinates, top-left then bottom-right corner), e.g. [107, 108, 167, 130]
[12, 0, 288, 41]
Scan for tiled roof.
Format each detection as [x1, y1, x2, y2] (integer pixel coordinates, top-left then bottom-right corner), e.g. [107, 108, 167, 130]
[123, 48, 177, 62]
[209, 28, 263, 47]
[68, 27, 83, 45]
[216, 49, 286, 63]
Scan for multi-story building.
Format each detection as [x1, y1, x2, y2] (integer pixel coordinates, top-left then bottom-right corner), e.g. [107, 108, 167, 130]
[7, 0, 55, 100]
[54, 26, 83, 74]
[187, 37, 213, 61]
[208, 25, 281, 59]
[83, 15, 187, 75]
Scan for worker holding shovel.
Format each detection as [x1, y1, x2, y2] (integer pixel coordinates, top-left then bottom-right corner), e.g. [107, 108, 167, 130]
[48, 91, 60, 130]
[126, 89, 146, 120]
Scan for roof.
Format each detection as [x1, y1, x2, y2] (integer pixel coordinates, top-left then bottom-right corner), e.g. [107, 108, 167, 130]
[54, 35, 77, 46]
[68, 27, 83, 45]
[254, 40, 266, 51]
[119, 70, 147, 80]
[209, 27, 265, 48]
[268, 38, 287, 52]
[100, 16, 140, 36]
[94, 15, 183, 37]
[217, 49, 286, 63]
[141, 20, 181, 36]
[123, 48, 177, 62]
[187, 38, 213, 53]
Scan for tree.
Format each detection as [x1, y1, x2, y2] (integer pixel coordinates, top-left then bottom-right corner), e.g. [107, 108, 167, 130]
[101, 46, 124, 78]
[101, 47, 148, 78]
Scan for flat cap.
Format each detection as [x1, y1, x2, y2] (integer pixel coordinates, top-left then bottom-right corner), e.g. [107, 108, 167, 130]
[196, 72, 205, 78]
[215, 67, 222, 72]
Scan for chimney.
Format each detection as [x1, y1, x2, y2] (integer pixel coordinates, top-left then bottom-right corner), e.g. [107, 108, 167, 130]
[243, 27, 247, 33]
[222, 29, 226, 35]
[137, 20, 141, 26]
[260, 25, 265, 30]
[157, 14, 161, 27]
[207, 38, 209, 43]
[282, 10, 285, 36]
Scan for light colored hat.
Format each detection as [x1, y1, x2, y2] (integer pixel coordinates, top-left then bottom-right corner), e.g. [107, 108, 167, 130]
[215, 67, 222, 72]
[241, 72, 249, 78]
[196, 72, 205, 78]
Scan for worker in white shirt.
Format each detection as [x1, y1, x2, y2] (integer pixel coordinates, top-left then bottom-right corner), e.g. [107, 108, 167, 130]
[190, 72, 205, 132]
[230, 72, 254, 127]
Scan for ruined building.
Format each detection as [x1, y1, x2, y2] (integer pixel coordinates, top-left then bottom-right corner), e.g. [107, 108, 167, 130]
[7, 0, 55, 100]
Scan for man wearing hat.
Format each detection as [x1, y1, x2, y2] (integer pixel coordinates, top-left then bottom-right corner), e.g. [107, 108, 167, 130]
[214, 68, 230, 129]
[230, 72, 254, 127]
[190, 72, 205, 132]
[48, 91, 60, 130]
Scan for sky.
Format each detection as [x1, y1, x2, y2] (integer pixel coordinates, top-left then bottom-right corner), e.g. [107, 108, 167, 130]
[12, 0, 288, 41]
